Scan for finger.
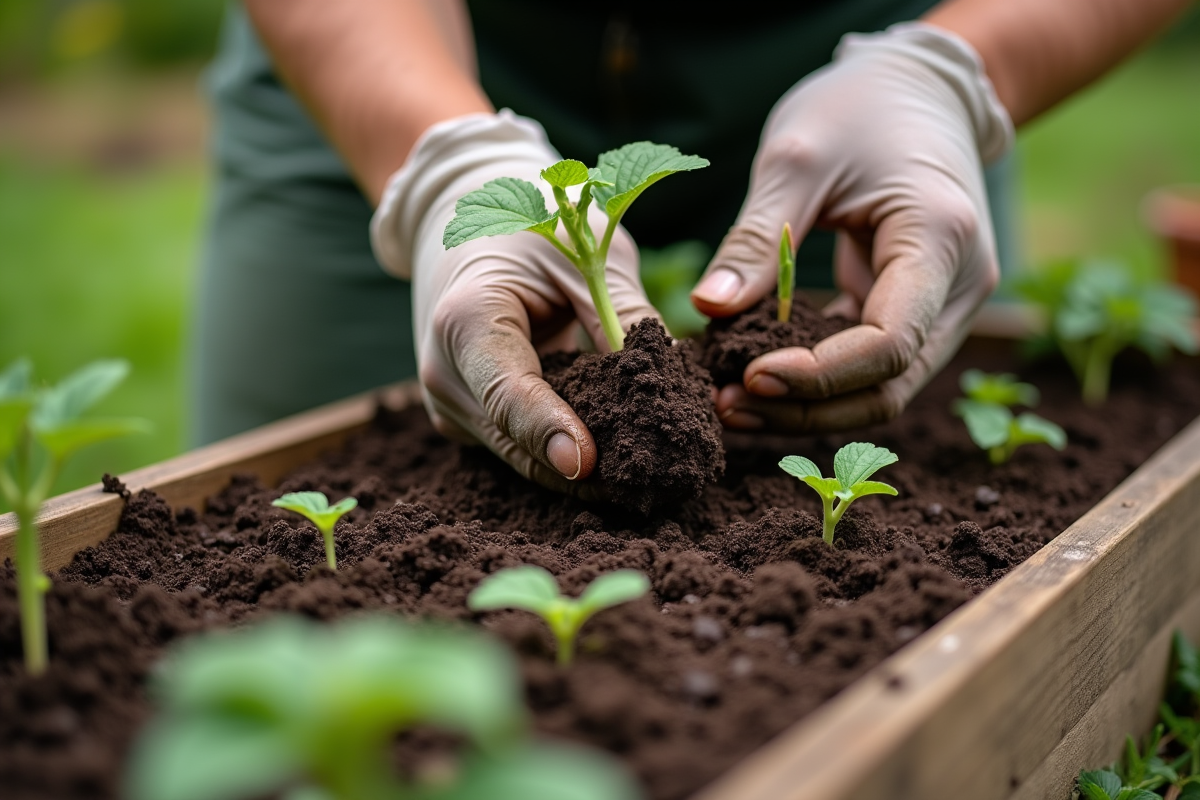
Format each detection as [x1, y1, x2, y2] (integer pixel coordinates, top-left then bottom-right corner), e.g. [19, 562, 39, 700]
[823, 293, 861, 321]
[429, 286, 598, 484]
[743, 198, 974, 399]
[691, 139, 832, 318]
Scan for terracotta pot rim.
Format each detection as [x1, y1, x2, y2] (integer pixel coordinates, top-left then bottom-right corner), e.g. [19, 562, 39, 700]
[1144, 185, 1200, 242]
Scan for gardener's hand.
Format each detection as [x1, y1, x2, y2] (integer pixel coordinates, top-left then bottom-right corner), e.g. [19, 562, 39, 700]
[371, 112, 658, 496]
[691, 23, 1013, 433]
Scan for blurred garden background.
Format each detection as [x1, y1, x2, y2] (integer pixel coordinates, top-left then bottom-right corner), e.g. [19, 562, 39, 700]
[1, 0, 1199, 507]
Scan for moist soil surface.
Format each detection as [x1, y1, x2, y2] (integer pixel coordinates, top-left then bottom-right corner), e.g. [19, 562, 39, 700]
[3, 335, 1200, 800]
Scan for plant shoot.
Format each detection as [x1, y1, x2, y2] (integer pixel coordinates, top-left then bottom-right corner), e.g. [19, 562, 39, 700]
[271, 491, 357, 570]
[443, 142, 708, 351]
[0, 358, 148, 674]
[953, 370, 1065, 465]
[779, 442, 898, 545]
[468, 565, 650, 667]
[126, 615, 639, 800]
[777, 222, 795, 323]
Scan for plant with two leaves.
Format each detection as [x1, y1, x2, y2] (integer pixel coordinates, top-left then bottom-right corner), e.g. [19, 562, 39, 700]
[952, 369, 1066, 465]
[777, 223, 795, 323]
[443, 142, 708, 351]
[1017, 260, 1198, 406]
[271, 491, 358, 570]
[468, 565, 650, 667]
[126, 615, 639, 800]
[0, 358, 148, 674]
[779, 442, 898, 546]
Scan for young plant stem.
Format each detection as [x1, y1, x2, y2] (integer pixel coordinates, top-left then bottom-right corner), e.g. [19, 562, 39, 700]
[778, 223, 795, 323]
[320, 527, 337, 571]
[988, 444, 1012, 466]
[821, 495, 842, 545]
[555, 628, 575, 668]
[1081, 338, 1114, 407]
[3, 433, 55, 674]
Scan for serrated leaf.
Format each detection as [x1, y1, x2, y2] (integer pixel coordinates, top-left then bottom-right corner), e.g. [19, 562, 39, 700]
[833, 442, 898, 488]
[1116, 790, 1161, 800]
[1078, 769, 1122, 799]
[954, 399, 1012, 450]
[34, 416, 150, 461]
[0, 358, 32, 399]
[779, 455, 822, 481]
[271, 491, 357, 534]
[540, 159, 591, 188]
[443, 177, 555, 248]
[469, 565, 561, 615]
[592, 142, 708, 222]
[31, 359, 130, 429]
[1013, 413, 1067, 450]
[578, 570, 649, 615]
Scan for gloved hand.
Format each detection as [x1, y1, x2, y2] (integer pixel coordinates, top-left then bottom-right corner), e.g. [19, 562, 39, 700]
[690, 22, 1014, 432]
[371, 111, 658, 495]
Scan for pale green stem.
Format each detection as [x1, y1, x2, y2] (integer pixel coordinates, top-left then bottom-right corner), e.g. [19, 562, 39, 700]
[545, 193, 625, 352]
[581, 257, 625, 351]
[821, 495, 838, 545]
[319, 525, 337, 570]
[778, 224, 795, 323]
[1081, 338, 1114, 406]
[8, 435, 54, 674]
[555, 627, 575, 668]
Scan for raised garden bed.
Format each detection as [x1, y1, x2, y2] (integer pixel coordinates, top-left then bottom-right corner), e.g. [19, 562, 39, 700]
[3, 313, 1200, 800]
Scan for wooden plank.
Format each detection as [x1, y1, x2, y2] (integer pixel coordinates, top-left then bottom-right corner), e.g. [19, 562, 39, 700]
[695, 415, 1200, 800]
[0, 383, 421, 571]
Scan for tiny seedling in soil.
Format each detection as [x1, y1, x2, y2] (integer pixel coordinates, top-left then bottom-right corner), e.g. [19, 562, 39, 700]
[271, 491, 357, 570]
[443, 142, 708, 351]
[777, 223, 795, 323]
[0, 358, 148, 674]
[126, 615, 639, 800]
[1018, 260, 1198, 406]
[779, 442, 898, 545]
[468, 565, 650, 667]
[953, 370, 1066, 465]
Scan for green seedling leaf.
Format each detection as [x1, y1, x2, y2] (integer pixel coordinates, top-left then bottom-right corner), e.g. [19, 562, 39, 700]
[0, 398, 32, 463]
[0, 357, 32, 398]
[592, 142, 708, 222]
[960, 369, 1040, 407]
[443, 177, 557, 248]
[1173, 629, 1200, 701]
[469, 566, 649, 667]
[780, 443, 899, 545]
[35, 417, 151, 462]
[1078, 769, 1123, 800]
[446, 740, 642, 800]
[1012, 413, 1067, 450]
[271, 491, 357, 570]
[833, 442, 898, 488]
[30, 359, 130, 429]
[954, 399, 1012, 450]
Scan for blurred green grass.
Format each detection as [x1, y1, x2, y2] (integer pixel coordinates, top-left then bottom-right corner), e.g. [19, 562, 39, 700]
[1, 34, 1198, 506]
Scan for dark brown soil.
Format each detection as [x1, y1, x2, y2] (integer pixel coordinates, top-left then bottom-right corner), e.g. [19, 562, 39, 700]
[545, 319, 724, 513]
[699, 296, 852, 386]
[2, 338, 1199, 800]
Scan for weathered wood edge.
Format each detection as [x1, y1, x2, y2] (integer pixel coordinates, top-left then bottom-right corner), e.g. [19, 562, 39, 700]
[695, 414, 1200, 800]
[0, 383, 423, 570]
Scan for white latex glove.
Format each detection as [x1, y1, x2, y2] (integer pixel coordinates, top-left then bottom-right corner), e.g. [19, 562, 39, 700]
[690, 22, 1014, 432]
[371, 111, 658, 494]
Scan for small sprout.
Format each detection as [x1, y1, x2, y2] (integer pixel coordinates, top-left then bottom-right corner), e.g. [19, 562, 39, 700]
[779, 442, 898, 545]
[271, 491, 357, 570]
[777, 222, 795, 323]
[444, 142, 708, 351]
[1017, 260, 1198, 405]
[953, 370, 1065, 465]
[126, 615, 639, 800]
[0, 358, 148, 674]
[468, 565, 650, 667]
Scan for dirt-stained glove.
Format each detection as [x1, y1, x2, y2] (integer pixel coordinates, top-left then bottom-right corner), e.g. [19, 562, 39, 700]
[690, 22, 1014, 432]
[371, 111, 658, 494]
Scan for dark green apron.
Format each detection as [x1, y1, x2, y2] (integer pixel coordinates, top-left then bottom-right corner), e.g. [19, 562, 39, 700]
[193, 1, 1016, 444]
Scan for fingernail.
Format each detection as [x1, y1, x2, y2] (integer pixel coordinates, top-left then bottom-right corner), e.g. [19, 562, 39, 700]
[719, 407, 765, 430]
[692, 269, 742, 306]
[547, 432, 582, 480]
[748, 373, 788, 397]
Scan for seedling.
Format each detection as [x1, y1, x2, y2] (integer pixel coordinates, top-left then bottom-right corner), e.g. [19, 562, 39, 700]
[443, 142, 708, 351]
[468, 565, 650, 667]
[1017, 260, 1198, 405]
[0, 358, 148, 674]
[271, 491, 357, 570]
[953, 370, 1065, 465]
[779, 443, 898, 545]
[777, 223, 795, 323]
[126, 615, 638, 800]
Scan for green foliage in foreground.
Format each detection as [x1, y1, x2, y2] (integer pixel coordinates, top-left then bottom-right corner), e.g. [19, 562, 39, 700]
[0, 357, 148, 673]
[271, 491, 358, 570]
[1017, 260, 1198, 406]
[443, 141, 708, 351]
[953, 369, 1066, 465]
[779, 442, 898, 546]
[1073, 632, 1200, 799]
[125, 615, 640, 800]
[468, 566, 650, 667]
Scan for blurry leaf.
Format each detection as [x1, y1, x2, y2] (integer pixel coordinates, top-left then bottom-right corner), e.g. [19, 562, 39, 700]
[0, 358, 32, 399]
[1013, 413, 1067, 451]
[34, 416, 150, 461]
[0, 398, 32, 461]
[578, 570, 649, 615]
[31, 359, 130, 429]
[954, 399, 1013, 450]
[445, 741, 642, 800]
[959, 369, 1040, 407]
[469, 565, 560, 616]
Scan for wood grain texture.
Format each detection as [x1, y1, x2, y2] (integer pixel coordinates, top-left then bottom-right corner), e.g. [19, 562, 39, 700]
[696, 415, 1200, 800]
[0, 383, 421, 571]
